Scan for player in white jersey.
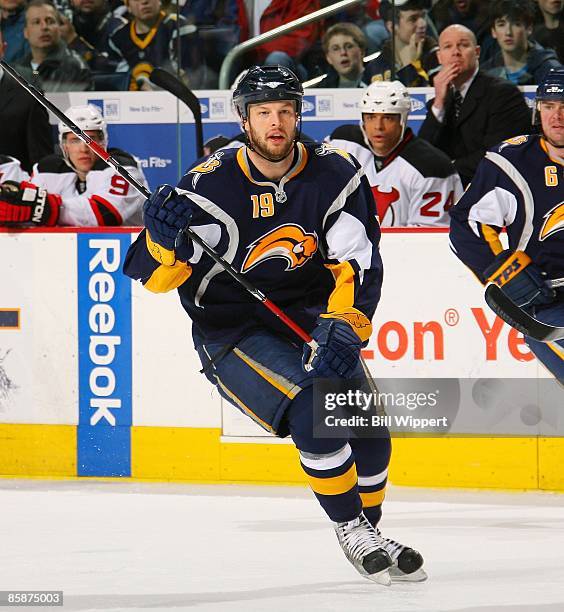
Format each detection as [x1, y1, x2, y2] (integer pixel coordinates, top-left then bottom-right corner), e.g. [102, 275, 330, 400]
[329, 81, 463, 227]
[0, 105, 146, 227]
[0, 155, 30, 184]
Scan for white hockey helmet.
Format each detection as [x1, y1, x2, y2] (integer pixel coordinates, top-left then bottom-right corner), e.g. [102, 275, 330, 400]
[360, 81, 412, 148]
[58, 104, 108, 150]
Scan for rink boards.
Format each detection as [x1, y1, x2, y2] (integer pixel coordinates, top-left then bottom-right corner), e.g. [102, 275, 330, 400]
[1, 227, 562, 490]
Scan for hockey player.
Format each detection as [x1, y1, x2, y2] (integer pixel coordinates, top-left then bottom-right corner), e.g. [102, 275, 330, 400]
[124, 65, 427, 584]
[329, 80, 463, 227]
[0, 104, 146, 227]
[449, 68, 564, 379]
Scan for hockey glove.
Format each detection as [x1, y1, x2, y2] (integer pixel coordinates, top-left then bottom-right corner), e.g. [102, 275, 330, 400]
[483, 249, 556, 309]
[302, 317, 362, 378]
[0, 181, 61, 226]
[143, 184, 195, 265]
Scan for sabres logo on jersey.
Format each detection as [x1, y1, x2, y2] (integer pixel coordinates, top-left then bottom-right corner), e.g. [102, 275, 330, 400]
[314, 143, 355, 166]
[539, 201, 564, 241]
[498, 135, 529, 152]
[242, 224, 318, 273]
[189, 151, 224, 188]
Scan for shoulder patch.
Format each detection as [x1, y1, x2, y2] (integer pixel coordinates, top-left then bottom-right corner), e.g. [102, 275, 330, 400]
[314, 143, 356, 167]
[188, 151, 224, 188]
[498, 135, 530, 152]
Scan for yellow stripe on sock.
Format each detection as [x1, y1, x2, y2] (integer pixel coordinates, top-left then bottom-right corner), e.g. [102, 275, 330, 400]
[360, 489, 386, 508]
[307, 464, 358, 495]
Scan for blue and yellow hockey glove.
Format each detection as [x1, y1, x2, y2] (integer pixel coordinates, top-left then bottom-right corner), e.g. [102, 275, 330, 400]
[143, 184, 195, 265]
[484, 249, 556, 309]
[302, 317, 362, 378]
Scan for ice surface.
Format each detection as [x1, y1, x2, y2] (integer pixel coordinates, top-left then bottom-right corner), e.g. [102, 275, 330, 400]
[1, 479, 563, 612]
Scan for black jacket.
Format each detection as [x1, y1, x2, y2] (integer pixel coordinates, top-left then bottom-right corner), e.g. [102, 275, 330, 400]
[418, 71, 531, 186]
[15, 42, 92, 92]
[0, 72, 53, 172]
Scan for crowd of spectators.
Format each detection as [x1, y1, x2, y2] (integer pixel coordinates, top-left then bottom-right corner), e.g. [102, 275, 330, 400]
[0, 0, 562, 229]
[0, 0, 562, 92]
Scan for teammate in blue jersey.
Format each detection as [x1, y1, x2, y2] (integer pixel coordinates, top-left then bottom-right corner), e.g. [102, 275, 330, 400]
[450, 68, 564, 380]
[124, 65, 426, 584]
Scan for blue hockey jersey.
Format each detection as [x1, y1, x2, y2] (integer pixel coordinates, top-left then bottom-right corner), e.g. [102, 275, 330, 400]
[449, 134, 564, 281]
[124, 142, 383, 345]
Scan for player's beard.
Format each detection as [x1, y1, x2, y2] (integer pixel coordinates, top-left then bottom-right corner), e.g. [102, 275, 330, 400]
[247, 124, 296, 163]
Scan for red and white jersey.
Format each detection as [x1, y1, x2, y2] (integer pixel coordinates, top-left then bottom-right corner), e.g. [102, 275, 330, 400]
[0, 155, 30, 184]
[30, 149, 147, 226]
[329, 126, 463, 227]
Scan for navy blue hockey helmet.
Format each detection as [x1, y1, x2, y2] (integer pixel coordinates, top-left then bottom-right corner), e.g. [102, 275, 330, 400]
[232, 65, 304, 120]
[533, 68, 564, 124]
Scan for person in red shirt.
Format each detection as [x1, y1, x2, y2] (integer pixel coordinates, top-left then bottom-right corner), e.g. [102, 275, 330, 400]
[254, 0, 321, 79]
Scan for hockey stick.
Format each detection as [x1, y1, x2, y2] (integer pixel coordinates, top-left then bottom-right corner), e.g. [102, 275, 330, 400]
[0, 59, 316, 352]
[149, 68, 204, 158]
[484, 284, 564, 342]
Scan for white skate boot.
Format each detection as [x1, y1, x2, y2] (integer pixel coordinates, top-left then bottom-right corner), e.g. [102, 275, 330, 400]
[334, 513, 393, 585]
[376, 529, 427, 582]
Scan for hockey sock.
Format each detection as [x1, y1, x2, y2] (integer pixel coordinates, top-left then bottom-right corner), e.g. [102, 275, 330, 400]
[350, 435, 391, 527]
[286, 388, 362, 523]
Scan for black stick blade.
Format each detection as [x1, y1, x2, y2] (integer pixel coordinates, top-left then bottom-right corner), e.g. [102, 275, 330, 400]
[149, 68, 204, 158]
[484, 284, 564, 342]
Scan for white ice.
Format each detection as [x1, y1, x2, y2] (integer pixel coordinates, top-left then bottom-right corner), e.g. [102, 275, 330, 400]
[1, 479, 563, 612]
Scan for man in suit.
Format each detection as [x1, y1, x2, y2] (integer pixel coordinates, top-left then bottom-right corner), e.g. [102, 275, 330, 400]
[418, 24, 531, 186]
[0, 29, 53, 173]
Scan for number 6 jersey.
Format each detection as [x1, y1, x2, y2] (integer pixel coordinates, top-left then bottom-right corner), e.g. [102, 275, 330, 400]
[30, 150, 147, 226]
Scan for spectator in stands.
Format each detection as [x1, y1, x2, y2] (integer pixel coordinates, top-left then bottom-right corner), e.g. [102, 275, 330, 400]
[15, 0, 92, 91]
[109, 0, 207, 90]
[533, 0, 564, 63]
[482, 0, 561, 85]
[58, 0, 125, 72]
[324, 0, 389, 54]
[1, 0, 29, 63]
[177, 0, 248, 83]
[430, 0, 497, 62]
[254, 0, 322, 80]
[329, 80, 463, 227]
[0, 105, 146, 227]
[418, 24, 531, 186]
[317, 23, 367, 88]
[0, 28, 53, 172]
[364, 0, 440, 86]
[430, 0, 489, 37]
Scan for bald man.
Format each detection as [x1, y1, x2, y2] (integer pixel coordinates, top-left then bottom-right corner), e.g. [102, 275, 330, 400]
[418, 24, 531, 186]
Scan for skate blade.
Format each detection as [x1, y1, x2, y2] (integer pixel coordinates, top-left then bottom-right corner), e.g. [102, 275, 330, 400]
[390, 567, 428, 583]
[364, 568, 392, 586]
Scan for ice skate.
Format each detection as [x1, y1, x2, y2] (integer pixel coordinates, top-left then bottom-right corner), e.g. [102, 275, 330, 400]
[376, 529, 427, 582]
[334, 513, 393, 585]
